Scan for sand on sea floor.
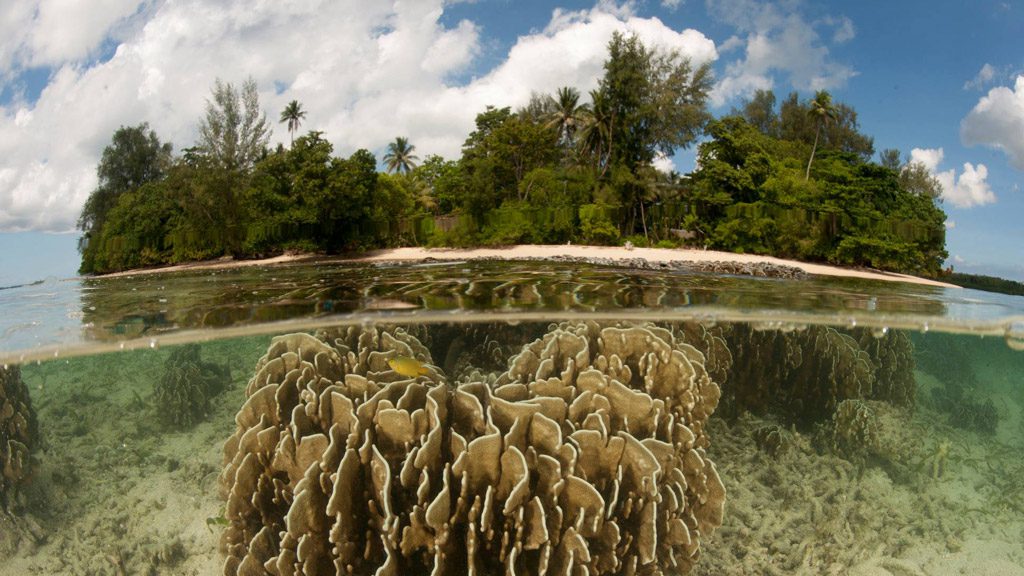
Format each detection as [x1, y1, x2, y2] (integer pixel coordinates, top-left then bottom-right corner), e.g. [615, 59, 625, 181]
[695, 367, 1024, 576]
[1, 337, 271, 576]
[97, 245, 959, 288]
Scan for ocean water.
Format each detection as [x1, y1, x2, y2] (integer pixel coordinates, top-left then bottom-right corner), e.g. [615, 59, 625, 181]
[1, 260, 1023, 575]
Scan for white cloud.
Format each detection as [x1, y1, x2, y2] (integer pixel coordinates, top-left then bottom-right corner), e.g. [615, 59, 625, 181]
[652, 152, 675, 173]
[909, 148, 944, 172]
[0, 1, 717, 232]
[963, 63, 996, 90]
[0, 0, 148, 75]
[910, 147, 996, 208]
[960, 75, 1024, 170]
[707, 0, 855, 105]
[0, 3, 33, 77]
[826, 16, 855, 43]
[717, 35, 744, 54]
[953, 254, 965, 264]
[28, 0, 148, 67]
[945, 220, 955, 229]
[661, 0, 683, 10]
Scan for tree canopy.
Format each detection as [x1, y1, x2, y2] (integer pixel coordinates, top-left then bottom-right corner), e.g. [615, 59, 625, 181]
[77, 123, 172, 273]
[383, 137, 419, 175]
[688, 115, 946, 275]
[198, 77, 271, 172]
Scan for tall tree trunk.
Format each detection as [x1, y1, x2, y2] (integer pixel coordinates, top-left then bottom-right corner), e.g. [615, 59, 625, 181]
[639, 195, 649, 241]
[805, 122, 821, 181]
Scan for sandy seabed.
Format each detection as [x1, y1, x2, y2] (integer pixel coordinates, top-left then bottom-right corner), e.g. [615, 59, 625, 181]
[99, 245, 958, 288]
[2, 327, 1022, 575]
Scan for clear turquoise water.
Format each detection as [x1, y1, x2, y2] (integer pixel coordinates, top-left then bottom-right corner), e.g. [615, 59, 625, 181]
[1, 260, 1022, 575]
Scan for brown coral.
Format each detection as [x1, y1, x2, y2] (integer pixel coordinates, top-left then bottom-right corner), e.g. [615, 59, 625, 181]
[854, 328, 916, 409]
[831, 399, 920, 481]
[1, 365, 37, 510]
[720, 325, 915, 426]
[220, 322, 726, 575]
[154, 344, 230, 429]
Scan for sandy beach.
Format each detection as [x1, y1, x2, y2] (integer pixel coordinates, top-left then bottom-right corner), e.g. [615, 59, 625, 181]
[100, 245, 959, 288]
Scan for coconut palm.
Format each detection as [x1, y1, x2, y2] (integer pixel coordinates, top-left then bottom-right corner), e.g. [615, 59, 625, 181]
[578, 89, 614, 177]
[279, 100, 306, 147]
[384, 136, 419, 174]
[544, 86, 590, 147]
[805, 90, 837, 180]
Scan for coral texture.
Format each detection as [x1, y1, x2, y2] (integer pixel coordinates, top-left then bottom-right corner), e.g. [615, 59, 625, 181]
[854, 329, 916, 409]
[831, 399, 921, 480]
[154, 344, 230, 429]
[720, 325, 915, 426]
[1, 365, 37, 510]
[220, 323, 725, 575]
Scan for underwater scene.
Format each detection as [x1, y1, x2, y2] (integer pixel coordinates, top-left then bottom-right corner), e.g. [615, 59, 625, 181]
[1, 260, 1023, 576]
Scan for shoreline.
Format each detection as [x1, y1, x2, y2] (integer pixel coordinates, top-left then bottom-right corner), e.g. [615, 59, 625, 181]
[97, 245, 959, 288]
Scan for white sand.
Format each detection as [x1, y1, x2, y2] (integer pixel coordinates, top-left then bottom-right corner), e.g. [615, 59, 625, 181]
[101, 245, 959, 288]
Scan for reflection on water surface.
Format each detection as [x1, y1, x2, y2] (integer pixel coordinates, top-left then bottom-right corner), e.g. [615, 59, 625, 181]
[3, 258, 1024, 365]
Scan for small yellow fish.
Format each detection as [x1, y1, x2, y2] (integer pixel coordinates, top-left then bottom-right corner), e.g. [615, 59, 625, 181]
[387, 355, 429, 377]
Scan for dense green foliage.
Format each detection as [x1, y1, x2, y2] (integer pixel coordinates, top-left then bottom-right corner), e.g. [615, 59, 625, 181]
[78, 81, 418, 274]
[79, 35, 949, 277]
[77, 123, 172, 272]
[946, 273, 1024, 296]
[688, 111, 947, 275]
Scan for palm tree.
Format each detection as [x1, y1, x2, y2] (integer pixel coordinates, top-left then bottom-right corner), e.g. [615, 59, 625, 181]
[384, 136, 419, 174]
[578, 89, 614, 177]
[544, 86, 589, 147]
[805, 90, 837, 180]
[279, 100, 306, 147]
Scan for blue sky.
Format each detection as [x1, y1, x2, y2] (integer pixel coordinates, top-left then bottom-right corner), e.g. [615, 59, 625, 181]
[0, 0, 1022, 284]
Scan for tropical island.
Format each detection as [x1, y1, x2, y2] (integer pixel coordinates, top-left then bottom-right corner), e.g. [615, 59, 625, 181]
[77, 33, 948, 280]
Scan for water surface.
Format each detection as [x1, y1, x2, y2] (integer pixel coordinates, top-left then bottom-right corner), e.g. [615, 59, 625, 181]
[1, 259, 1022, 575]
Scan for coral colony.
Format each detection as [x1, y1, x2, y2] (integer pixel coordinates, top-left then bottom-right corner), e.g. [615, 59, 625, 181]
[1, 366, 36, 511]
[218, 321, 917, 575]
[220, 325, 724, 575]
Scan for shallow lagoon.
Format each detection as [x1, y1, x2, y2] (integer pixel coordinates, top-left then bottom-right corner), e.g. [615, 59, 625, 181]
[1, 259, 1023, 575]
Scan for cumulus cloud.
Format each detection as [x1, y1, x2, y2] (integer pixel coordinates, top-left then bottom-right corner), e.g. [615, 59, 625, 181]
[0, 0, 149, 78]
[0, 1, 716, 232]
[960, 75, 1024, 170]
[707, 0, 855, 105]
[910, 147, 996, 208]
[652, 152, 675, 173]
